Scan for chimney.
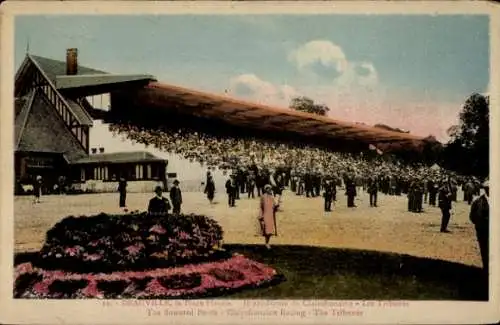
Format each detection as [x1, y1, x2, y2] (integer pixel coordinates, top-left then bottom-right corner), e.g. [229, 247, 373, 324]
[66, 48, 78, 75]
[99, 148, 105, 153]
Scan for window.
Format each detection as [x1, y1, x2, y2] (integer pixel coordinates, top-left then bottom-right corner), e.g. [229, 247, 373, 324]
[135, 164, 144, 180]
[146, 164, 152, 179]
[93, 166, 108, 181]
[81, 130, 88, 149]
[93, 167, 99, 180]
[80, 168, 86, 181]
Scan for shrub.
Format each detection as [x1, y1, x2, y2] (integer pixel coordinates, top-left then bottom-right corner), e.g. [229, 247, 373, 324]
[96, 280, 129, 297]
[14, 272, 43, 298]
[48, 279, 89, 298]
[37, 212, 224, 272]
[130, 276, 153, 291]
[157, 273, 202, 290]
[208, 268, 245, 282]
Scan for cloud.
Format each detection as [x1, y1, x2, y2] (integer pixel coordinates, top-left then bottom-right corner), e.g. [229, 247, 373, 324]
[288, 40, 378, 88]
[288, 40, 348, 74]
[228, 74, 299, 106]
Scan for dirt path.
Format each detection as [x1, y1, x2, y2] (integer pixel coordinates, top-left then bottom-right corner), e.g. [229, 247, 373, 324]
[14, 189, 482, 267]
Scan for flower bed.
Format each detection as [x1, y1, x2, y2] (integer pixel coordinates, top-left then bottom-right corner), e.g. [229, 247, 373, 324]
[14, 254, 284, 299]
[37, 212, 224, 272]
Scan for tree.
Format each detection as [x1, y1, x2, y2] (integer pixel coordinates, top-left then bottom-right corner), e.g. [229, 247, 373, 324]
[421, 135, 443, 166]
[290, 96, 330, 116]
[443, 93, 489, 177]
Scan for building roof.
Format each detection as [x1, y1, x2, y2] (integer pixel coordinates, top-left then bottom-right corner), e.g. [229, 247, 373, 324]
[55, 74, 156, 89]
[16, 89, 87, 162]
[14, 55, 94, 126]
[14, 89, 37, 148]
[69, 151, 166, 165]
[29, 55, 107, 84]
[134, 81, 430, 146]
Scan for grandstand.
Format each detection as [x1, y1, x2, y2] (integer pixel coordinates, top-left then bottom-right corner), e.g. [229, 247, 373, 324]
[14, 48, 437, 193]
[109, 80, 432, 153]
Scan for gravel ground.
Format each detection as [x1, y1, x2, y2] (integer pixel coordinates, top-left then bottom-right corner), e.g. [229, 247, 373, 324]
[14, 188, 482, 267]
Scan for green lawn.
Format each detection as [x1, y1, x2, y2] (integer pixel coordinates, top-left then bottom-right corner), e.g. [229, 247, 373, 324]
[221, 244, 488, 300]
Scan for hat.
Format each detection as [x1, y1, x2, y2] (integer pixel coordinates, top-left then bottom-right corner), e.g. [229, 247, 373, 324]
[264, 184, 272, 191]
[173, 179, 180, 185]
[154, 185, 163, 192]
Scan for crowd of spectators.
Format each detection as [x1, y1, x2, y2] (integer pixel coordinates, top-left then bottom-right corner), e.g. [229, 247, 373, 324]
[108, 122, 469, 189]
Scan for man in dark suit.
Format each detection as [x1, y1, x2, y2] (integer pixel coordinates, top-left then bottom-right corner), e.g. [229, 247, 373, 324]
[235, 168, 244, 199]
[428, 179, 438, 206]
[247, 171, 256, 199]
[345, 177, 357, 208]
[414, 180, 424, 213]
[313, 172, 321, 197]
[118, 177, 127, 210]
[225, 174, 237, 207]
[438, 181, 453, 233]
[148, 186, 171, 215]
[323, 179, 335, 212]
[469, 180, 489, 271]
[256, 171, 266, 197]
[169, 180, 183, 215]
[367, 176, 378, 207]
[33, 175, 43, 204]
[408, 181, 415, 212]
[304, 172, 313, 198]
[463, 179, 476, 205]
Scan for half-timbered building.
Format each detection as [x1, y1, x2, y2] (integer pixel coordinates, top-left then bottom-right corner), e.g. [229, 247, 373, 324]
[14, 49, 167, 194]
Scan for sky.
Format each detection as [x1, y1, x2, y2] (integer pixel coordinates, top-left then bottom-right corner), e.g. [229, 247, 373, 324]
[14, 15, 490, 142]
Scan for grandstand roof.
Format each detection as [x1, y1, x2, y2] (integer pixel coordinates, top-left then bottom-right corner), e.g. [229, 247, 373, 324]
[55, 74, 155, 90]
[137, 82, 430, 146]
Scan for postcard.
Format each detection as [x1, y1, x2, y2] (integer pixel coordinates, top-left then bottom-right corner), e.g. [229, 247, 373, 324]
[0, 1, 499, 324]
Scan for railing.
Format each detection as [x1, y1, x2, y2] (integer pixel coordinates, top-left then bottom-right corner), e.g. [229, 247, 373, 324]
[33, 76, 89, 152]
[26, 57, 90, 152]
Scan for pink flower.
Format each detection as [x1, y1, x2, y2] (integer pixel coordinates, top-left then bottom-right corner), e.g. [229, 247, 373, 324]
[83, 253, 102, 261]
[81, 280, 99, 298]
[125, 244, 144, 255]
[33, 280, 50, 295]
[14, 254, 282, 299]
[64, 247, 80, 256]
[15, 263, 34, 276]
[149, 224, 166, 234]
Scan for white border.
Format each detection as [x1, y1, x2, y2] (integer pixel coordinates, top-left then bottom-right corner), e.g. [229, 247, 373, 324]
[1, 2, 499, 324]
